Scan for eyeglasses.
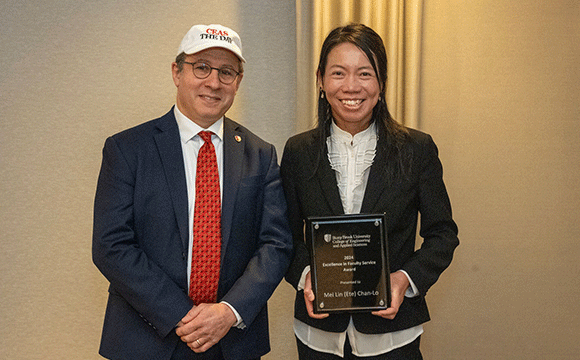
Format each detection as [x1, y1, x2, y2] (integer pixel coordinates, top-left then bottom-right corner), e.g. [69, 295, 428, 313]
[183, 61, 241, 84]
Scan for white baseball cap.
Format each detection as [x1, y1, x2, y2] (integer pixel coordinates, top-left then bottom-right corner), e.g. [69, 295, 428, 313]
[177, 24, 246, 62]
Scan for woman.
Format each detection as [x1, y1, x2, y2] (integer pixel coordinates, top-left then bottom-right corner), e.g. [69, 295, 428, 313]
[281, 24, 459, 359]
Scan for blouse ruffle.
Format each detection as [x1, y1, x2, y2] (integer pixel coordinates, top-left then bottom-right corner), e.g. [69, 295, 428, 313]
[326, 122, 377, 214]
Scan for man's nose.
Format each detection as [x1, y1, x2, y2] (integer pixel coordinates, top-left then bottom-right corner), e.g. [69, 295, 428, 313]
[205, 68, 221, 87]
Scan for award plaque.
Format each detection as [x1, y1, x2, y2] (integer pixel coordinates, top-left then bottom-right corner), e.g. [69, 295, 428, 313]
[307, 214, 390, 313]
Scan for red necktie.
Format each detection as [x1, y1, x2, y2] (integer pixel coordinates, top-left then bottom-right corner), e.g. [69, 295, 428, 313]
[189, 131, 221, 304]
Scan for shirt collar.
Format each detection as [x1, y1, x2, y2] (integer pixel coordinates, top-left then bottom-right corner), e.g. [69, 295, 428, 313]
[329, 120, 377, 145]
[174, 106, 224, 143]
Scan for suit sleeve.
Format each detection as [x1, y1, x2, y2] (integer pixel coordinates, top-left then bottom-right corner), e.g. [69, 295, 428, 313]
[92, 136, 192, 338]
[401, 135, 459, 295]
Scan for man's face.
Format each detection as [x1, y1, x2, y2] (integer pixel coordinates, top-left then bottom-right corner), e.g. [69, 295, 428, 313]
[172, 48, 243, 128]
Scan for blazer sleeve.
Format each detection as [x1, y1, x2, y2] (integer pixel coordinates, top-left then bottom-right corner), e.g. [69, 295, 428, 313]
[401, 134, 459, 296]
[92, 136, 192, 338]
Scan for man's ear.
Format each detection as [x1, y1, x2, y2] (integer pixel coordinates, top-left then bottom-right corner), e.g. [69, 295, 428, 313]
[171, 62, 180, 87]
[234, 73, 243, 92]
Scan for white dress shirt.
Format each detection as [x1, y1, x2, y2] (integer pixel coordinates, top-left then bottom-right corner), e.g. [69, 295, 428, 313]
[294, 121, 423, 357]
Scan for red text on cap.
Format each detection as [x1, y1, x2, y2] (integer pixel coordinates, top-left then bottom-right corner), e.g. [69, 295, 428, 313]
[206, 28, 229, 37]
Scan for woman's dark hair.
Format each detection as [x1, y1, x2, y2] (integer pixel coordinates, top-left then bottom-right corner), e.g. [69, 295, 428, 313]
[313, 23, 411, 181]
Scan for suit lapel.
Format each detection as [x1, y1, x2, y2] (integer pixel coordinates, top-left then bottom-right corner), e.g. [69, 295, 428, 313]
[153, 110, 189, 251]
[309, 130, 344, 215]
[221, 118, 243, 257]
[361, 137, 389, 213]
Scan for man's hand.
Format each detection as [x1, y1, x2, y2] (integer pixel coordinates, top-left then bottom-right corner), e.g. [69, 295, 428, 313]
[175, 303, 237, 353]
[304, 271, 329, 319]
[372, 271, 410, 320]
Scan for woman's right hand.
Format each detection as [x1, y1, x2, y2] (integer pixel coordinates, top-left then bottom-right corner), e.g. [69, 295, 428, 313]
[304, 271, 329, 319]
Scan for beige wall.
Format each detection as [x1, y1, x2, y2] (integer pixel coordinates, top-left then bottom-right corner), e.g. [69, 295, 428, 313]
[1, 1, 578, 359]
[418, 1, 580, 359]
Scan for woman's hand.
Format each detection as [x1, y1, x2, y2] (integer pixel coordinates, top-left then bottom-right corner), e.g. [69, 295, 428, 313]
[304, 270, 330, 319]
[372, 271, 410, 320]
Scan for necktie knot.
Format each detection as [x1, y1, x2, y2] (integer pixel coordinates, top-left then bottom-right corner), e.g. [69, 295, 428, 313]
[199, 131, 213, 143]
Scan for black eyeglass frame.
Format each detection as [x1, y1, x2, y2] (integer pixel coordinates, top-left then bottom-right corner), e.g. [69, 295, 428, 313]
[183, 61, 241, 84]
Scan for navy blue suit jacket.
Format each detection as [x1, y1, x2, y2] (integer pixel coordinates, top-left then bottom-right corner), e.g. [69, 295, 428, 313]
[93, 109, 293, 359]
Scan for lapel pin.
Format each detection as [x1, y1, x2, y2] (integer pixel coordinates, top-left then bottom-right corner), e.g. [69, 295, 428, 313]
[234, 135, 242, 143]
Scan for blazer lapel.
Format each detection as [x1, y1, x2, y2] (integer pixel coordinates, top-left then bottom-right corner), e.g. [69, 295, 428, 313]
[309, 130, 344, 215]
[361, 136, 389, 213]
[153, 110, 189, 251]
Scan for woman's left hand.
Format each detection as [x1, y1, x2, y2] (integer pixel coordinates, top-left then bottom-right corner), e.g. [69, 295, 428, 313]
[371, 271, 410, 320]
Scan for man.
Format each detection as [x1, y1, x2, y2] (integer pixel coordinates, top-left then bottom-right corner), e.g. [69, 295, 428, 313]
[92, 24, 293, 360]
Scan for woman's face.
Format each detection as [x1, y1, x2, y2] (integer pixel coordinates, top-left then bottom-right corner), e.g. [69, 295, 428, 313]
[319, 42, 380, 135]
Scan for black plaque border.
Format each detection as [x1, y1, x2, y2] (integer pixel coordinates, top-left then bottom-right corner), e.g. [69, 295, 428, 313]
[306, 213, 390, 313]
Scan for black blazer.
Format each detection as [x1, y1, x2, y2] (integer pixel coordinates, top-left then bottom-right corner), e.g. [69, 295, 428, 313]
[93, 109, 293, 359]
[281, 125, 458, 334]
